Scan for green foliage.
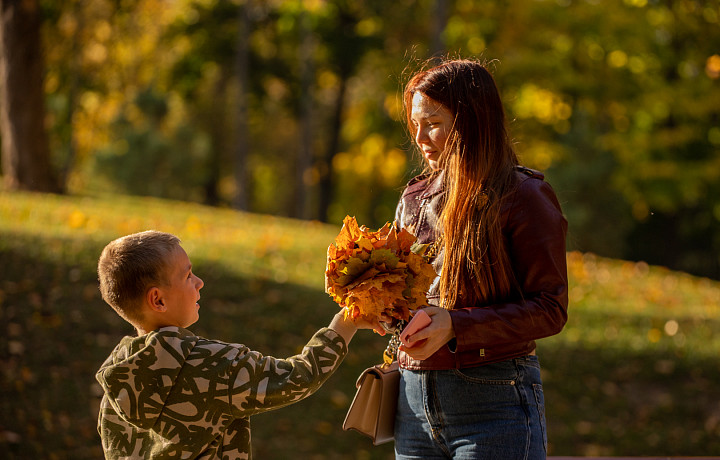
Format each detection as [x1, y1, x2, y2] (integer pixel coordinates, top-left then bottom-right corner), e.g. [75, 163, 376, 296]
[90, 87, 211, 202]
[36, 1, 720, 274]
[1, 191, 719, 457]
[465, 0, 720, 277]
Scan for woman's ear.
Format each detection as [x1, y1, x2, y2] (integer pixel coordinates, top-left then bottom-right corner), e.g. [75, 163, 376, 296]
[146, 287, 166, 313]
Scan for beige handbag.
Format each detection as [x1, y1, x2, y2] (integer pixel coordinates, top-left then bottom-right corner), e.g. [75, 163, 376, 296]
[342, 360, 400, 445]
[343, 328, 403, 445]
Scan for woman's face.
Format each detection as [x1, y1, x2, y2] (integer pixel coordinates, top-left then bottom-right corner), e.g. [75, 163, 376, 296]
[410, 92, 454, 170]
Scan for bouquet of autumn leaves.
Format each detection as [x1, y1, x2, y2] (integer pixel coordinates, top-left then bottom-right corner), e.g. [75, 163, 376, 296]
[325, 216, 436, 324]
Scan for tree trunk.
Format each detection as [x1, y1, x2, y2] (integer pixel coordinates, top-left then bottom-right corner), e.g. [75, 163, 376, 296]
[60, 0, 81, 190]
[294, 11, 315, 219]
[430, 0, 448, 56]
[0, 0, 60, 192]
[317, 74, 347, 223]
[232, 1, 250, 211]
[203, 73, 226, 207]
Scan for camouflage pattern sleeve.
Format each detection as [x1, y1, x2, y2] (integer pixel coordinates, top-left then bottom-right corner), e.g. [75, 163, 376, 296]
[228, 327, 349, 418]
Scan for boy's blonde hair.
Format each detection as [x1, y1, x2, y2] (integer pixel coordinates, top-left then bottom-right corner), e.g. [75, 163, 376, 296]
[98, 230, 181, 324]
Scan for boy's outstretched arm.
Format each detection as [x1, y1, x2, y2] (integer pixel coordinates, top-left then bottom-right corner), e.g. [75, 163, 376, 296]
[227, 309, 385, 418]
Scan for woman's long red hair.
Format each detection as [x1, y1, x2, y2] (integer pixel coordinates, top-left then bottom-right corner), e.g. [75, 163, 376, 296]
[404, 59, 519, 308]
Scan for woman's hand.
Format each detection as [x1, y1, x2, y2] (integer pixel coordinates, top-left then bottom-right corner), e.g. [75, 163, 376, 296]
[400, 307, 455, 360]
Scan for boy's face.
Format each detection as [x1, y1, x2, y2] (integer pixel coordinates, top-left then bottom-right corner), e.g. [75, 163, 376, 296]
[160, 245, 204, 328]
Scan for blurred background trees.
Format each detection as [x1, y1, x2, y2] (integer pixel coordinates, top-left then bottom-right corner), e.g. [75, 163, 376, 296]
[1, 0, 719, 279]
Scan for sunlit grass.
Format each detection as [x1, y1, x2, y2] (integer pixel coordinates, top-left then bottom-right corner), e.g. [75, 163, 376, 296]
[0, 191, 337, 288]
[1, 190, 719, 458]
[553, 252, 720, 357]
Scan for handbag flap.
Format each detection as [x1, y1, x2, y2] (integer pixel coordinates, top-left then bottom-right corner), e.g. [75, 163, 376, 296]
[355, 361, 399, 388]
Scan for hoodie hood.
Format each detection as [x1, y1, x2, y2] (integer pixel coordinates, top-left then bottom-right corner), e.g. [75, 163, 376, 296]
[96, 326, 197, 429]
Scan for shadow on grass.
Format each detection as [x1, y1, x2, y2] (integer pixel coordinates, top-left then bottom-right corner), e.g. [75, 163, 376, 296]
[541, 341, 720, 456]
[0, 233, 394, 459]
[1, 232, 718, 458]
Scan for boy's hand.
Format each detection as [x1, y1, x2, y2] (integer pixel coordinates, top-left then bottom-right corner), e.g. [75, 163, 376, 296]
[352, 314, 387, 336]
[329, 309, 386, 344]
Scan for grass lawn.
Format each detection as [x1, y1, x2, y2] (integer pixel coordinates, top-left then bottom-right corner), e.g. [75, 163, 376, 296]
[1, 190, 719, 459]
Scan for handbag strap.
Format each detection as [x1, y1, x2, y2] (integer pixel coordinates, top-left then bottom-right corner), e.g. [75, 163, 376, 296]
[381, 320, 405, 366]
[383, 334, 400, 365]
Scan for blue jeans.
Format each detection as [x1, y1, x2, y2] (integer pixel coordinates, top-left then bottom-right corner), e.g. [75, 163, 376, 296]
[394, 355, 547, 460]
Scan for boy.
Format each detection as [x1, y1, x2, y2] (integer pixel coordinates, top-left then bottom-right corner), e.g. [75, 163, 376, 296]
[96, 230, 381, 459]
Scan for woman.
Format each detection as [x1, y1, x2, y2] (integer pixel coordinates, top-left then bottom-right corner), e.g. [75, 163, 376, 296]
[392, 59, 568, 459]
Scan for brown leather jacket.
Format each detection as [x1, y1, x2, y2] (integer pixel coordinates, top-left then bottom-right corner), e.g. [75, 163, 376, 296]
[394, 167, 569, 370]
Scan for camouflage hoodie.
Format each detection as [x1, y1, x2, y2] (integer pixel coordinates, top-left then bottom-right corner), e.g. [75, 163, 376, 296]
[96, 326, 348, 459]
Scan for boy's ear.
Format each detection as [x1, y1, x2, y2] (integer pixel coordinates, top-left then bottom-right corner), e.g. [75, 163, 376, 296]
[146, 286, 167, 313]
